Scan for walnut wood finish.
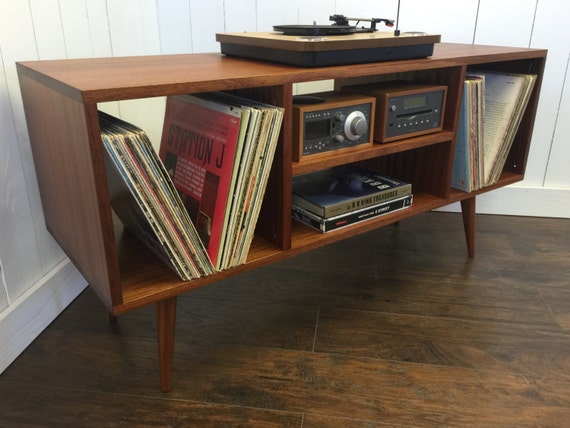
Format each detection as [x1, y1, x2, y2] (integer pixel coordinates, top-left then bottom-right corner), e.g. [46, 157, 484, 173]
[461, 196, 477, 257]
[16, 43, 547, 390]
[156, 297, 177, 392]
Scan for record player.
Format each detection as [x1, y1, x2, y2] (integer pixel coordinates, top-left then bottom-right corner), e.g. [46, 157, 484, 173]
[216, 15, 441, 68]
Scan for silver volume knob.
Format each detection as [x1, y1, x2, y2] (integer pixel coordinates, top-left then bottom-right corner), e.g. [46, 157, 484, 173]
[344, 111, 368, 141]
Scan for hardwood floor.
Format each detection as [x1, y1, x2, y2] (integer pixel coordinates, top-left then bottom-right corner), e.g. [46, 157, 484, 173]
[1, 212, 570, 427]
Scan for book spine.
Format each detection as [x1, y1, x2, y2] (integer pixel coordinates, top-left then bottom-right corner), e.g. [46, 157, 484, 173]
[292, 195, 413, 233]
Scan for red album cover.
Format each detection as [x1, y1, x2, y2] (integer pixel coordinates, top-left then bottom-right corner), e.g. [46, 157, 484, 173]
[159, 94, 243, 268]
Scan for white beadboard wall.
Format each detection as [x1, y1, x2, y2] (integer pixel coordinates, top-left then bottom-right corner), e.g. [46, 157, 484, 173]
[0, 0, 568, 373]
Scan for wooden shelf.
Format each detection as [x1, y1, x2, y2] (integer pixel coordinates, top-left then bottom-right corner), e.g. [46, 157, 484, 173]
[292, 131, 455, 175]
[115, 224, 284, 314]
[16, 44, 546, 103]
[16, 42, 547, 391]
[116, 169, 524, 315]
[447, 171, 525, 203]
[291, 192, 444, 248]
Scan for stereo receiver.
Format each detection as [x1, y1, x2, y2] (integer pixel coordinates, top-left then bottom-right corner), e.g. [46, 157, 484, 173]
[292, 92, 375, 161]
[346, 81, 446, 143]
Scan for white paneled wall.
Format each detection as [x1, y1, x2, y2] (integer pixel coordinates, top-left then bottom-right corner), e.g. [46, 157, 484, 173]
[1, 2, 45, 304]
[0, 0, 569, 373]
[398, 0, 480, 43]
[532, 3, 570, 189]
[224, 0, 257, 32]
[157, 0, 193, 54]
[475, 0, 537, 46]
[545, 63, 570, 188]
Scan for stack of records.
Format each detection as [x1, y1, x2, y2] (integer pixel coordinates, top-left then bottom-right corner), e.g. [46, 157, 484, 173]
[100, 112, 214, 281]
[159, 92, 284, 271]
[452, 71, 537, 191]
[100, 92, 284, 280]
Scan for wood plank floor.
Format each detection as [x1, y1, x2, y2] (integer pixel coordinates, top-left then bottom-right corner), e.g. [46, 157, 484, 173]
[1, 212, 570, 427]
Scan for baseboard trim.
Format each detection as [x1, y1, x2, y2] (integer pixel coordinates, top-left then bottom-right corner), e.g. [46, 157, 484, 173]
[438, 186, 570, 218]
[0, 259, 87, 373]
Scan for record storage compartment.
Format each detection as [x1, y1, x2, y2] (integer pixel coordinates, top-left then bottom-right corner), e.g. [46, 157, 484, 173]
[16, 43, 547, 391]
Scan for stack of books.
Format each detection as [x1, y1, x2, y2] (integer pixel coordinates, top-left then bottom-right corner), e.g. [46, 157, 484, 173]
[100, 91, 284, 280]
[292, 165, 412, 233]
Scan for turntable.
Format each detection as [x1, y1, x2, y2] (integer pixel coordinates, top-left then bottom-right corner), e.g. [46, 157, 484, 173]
[273, 15, 395, 36]
[216, 15, 440, 67]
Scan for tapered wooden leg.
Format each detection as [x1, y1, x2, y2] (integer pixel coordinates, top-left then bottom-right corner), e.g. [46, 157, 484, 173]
[460, 196, 476, 258]
[156, 296, 177, 392]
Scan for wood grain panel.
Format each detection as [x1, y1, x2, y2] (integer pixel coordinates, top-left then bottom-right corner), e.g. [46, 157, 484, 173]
[17, 73, 120, 309]
[0, 381, 302, 427]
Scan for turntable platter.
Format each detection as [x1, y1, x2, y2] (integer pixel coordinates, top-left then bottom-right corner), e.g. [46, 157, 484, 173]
[273, 25, 356, 36]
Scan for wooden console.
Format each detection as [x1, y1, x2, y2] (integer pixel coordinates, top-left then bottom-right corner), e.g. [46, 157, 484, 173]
[16, 43, 546, 391]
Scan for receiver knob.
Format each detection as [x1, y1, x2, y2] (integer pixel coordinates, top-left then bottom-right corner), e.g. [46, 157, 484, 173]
[350, 117, 368, 135]
[344, 111, 368, 141]
[334, 134, 345, 143]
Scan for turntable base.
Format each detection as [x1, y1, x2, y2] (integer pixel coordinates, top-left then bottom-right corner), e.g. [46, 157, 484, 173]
[216, 31, 441, 67]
